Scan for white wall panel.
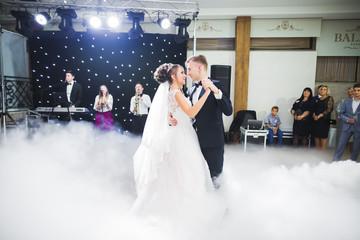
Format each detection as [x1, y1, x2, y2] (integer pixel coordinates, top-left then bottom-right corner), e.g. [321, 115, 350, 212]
[248, 51, 317, 130]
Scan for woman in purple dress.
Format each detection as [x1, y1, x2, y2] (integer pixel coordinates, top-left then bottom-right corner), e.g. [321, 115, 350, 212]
[94, 85, 114, 130]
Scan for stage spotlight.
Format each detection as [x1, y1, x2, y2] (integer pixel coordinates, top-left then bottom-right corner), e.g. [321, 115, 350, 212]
[35, 12, 51, 25]
[127, 11, 144, 39]
[56, 8, 77, 37]
[157, 18, 171, 29]
[10, 10, 42, 38]
[174, 18, 191, 44]
[107, 16, 119, 28]
[89, 16, 102, 28]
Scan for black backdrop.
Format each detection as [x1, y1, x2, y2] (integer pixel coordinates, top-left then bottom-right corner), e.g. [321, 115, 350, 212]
[28, 31, 187, 131]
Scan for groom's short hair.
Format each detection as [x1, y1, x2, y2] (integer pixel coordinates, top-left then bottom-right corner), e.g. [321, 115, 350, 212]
[186, 55, 208, 70]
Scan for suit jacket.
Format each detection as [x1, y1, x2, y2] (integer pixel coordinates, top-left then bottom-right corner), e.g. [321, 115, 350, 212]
[189, 79, 233, 148]
[339, 98, 360, 132]
[61, 81, 83, 107]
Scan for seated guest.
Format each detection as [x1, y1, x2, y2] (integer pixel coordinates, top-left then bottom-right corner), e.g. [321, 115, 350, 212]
[93, 85, 114, 131]
[264, 106, 283, 146]
[291, 87, 313, 147]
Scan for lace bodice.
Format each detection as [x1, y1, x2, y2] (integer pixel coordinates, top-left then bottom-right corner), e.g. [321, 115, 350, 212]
[168, 90, 180, 114]
[168, 89, 191, 125]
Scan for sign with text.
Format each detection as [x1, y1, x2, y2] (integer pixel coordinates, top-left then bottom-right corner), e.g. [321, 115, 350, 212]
[317, 20, 360, 56]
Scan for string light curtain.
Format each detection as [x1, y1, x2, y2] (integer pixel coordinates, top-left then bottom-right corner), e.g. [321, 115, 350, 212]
[29, 31, 187, 131]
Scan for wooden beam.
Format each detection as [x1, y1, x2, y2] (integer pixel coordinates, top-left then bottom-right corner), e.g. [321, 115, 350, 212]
[234, 16, 251, 114]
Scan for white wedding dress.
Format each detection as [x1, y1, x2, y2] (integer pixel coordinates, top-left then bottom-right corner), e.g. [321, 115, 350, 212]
[131, 83, 214, 217]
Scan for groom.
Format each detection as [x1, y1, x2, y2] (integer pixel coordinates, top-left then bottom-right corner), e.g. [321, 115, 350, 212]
[186, 55, 233, 180]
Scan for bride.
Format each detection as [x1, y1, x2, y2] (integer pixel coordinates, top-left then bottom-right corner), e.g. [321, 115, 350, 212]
[131, 63, 214, 217]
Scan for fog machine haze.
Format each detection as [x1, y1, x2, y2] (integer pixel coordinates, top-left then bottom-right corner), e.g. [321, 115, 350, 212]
[0, 122, 359, 240]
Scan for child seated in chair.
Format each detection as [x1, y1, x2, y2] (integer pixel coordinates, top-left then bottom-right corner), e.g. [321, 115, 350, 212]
[264, 106, 283, 146]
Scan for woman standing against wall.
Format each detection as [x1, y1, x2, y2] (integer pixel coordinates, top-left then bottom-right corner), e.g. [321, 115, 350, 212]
[291, 87, 313, 147]
[312, 85, 334, 150]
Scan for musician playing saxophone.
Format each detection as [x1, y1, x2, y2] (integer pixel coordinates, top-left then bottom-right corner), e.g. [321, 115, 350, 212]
[130, 83, 152, 135]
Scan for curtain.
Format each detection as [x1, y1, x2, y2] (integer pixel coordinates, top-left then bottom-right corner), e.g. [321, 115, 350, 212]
[316, 56, 358, 82]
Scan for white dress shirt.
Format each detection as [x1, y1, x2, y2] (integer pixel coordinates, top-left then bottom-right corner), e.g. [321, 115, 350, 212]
[130, 94, 151, 115]
[353, 98, 360, 119]
[66, 82, 74, 102]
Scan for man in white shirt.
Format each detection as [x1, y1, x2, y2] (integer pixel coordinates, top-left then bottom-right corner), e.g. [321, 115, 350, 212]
[130, 83, 151, 135]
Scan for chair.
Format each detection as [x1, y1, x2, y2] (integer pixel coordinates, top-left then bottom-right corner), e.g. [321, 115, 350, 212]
[226, 110, 256, 143]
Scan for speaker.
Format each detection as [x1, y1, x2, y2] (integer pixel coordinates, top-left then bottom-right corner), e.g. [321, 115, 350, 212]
[210, 65, 231, 93]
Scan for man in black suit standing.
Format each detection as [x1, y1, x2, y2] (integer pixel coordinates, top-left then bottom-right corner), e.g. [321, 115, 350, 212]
[186, 55, 233, 181]
[63, 70, 82, 108]
[57, 70, 82, 122]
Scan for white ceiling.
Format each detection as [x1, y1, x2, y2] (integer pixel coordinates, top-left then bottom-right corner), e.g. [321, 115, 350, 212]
[0, 0, 359, 22]
[196, 0, 360, 19]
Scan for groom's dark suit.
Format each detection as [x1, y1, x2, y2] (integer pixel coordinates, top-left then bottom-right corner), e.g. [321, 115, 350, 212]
[189, 78, 232, 178]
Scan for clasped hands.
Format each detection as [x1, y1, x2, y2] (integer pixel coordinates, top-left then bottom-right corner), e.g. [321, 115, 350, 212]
[313, 113, 323, 121]
[295, 115, 303, 121]
[348, 118, 356, 124]
[201, 78, 218, 94]
[168, 79, 217, 126]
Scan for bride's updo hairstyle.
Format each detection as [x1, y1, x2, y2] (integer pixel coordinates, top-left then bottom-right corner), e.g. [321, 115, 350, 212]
[154, 63, 181, 84]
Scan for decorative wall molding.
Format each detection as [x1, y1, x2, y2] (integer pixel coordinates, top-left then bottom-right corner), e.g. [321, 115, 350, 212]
[251, 19, 321, 38]
[267, 20, 303, 31]
[189, 19, 235, 38]
[196, 22, 222, 32]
